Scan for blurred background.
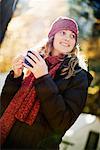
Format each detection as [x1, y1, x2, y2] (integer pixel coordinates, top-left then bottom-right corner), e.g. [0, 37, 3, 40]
[0, 0, 100, 149]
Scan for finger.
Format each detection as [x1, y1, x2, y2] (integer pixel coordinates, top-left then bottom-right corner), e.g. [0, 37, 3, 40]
[17, 56, 24, 63]
[16, 60, 23, 64]
[13, 62, 23, 67]
[23, 62, 33, 70]
[27, 52, 40, 63]
[17, 65, 24, 69]
[13, 64, 23, 69]
[25, 56, 36, 66]
[14, 55, 24, 63]
[19, 56, 25, 62]
[31, 50, 43, 61]
[13, 60, 24, 66]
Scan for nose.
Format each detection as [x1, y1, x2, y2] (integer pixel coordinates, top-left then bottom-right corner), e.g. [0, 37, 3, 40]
[64, 35, 70, 41]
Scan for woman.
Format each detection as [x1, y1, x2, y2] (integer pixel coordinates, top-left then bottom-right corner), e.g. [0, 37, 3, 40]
[0, 16, 93, 149]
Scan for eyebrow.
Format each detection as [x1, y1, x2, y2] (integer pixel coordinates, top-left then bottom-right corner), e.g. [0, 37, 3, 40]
[61, 30, 75, 34]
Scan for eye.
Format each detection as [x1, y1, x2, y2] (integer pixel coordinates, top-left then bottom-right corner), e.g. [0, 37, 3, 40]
[60, 31, 66, 36]
[62, 31, 66, 35]
[71, 33, 76, 39]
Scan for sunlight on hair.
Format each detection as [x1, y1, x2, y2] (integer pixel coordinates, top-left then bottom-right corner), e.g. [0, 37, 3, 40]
[76, 44, 88, 71]
[32, 38, 48, 52]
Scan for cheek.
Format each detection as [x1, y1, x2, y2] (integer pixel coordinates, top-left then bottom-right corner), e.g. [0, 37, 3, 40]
[71, 39, 76, 47]
[53, 37, 60, 49]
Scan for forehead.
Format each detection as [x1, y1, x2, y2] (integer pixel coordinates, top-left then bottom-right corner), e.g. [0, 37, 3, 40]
[58, 29, 75, 34]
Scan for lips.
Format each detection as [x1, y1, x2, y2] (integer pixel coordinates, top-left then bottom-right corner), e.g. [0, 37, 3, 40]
[60, 42, 70, 47]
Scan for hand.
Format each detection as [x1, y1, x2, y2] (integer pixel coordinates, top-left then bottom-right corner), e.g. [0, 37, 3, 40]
[12, 55, 24, 78]
[23, 51, 48, 79]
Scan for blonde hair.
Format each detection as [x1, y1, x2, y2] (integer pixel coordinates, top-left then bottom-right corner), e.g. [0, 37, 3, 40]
[36, 37, 88, 79]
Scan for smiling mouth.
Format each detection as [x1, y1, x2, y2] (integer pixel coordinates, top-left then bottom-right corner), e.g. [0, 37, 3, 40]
[60, 42, 70, 47]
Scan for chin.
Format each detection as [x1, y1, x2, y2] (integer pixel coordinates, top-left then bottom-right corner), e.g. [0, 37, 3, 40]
[61, 50, 71, 54]
[60, 47, 71, 53]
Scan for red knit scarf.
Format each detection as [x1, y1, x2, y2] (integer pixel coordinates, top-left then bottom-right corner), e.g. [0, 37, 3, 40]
[0, 56, 62, 145]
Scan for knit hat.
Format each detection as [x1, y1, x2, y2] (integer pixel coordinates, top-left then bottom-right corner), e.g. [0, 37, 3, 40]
[48, 16, 79, 39]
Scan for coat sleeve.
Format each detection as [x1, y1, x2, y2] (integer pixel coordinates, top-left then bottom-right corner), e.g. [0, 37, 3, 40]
[34, 70, 89, 133]
[0, 70, 24, 116]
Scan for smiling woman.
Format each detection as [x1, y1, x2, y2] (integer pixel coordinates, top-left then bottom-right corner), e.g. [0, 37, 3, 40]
[53, 30, 76, 55]
[0, 16, 93, 149]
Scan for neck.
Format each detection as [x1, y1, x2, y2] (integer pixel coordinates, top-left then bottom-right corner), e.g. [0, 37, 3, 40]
[51, 49, 66, 58]
[51, 49, 59, 56]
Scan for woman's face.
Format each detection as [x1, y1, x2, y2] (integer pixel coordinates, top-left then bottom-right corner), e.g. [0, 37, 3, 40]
[53, 30, 76, 56]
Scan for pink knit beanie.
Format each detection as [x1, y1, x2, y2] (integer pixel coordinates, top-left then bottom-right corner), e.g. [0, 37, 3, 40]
[48, 16, 79, 39]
